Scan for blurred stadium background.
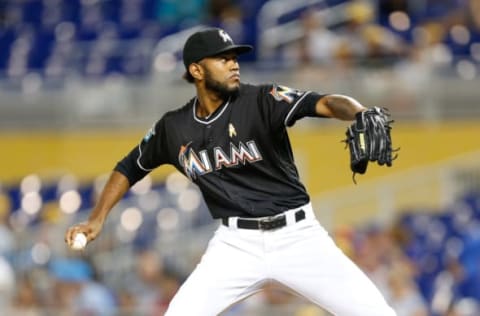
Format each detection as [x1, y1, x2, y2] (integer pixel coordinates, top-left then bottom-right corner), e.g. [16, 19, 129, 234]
[0, 0, 480, 315]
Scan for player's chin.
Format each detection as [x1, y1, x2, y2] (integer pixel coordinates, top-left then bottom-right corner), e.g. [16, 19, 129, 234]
[228, 79, 240, 89]
[228, 84, 240, 95]
[222, 83, 240, 98]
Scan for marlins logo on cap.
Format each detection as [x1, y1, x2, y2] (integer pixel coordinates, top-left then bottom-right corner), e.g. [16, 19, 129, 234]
[218, 29, 233, 43]
[182, 28, 253, 69]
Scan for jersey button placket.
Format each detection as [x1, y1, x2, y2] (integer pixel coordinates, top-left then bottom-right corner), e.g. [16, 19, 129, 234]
[205, 125, 213, 144]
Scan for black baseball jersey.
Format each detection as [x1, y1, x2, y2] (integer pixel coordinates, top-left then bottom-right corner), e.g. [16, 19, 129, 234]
[115, 83, 325, 218]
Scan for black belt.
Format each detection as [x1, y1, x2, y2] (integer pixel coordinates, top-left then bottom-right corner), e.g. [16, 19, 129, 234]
[222, 209, 306, 231]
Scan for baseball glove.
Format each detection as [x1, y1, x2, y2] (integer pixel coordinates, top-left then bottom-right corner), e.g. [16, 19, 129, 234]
[344, 107, 397, 182]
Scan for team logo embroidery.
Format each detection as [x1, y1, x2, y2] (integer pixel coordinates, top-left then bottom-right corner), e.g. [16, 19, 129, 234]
[228, 123, 237, 138]
[218, 29, 233, 43]
[178, 141, 262, 180]
[269, 84, 303, 104]
[178, 142, 211, 180]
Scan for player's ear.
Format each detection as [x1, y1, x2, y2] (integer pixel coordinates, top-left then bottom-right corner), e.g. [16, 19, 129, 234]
[189, 63, 203, 81]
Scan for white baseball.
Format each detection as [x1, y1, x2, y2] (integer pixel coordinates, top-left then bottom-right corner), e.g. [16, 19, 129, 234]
[71, 232, 87, 250]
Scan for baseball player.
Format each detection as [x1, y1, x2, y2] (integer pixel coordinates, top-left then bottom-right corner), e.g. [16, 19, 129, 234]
[65, 28, 396, 316]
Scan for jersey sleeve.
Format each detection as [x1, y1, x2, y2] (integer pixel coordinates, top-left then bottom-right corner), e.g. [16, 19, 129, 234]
[114, 117, 169, 186]
[258, 84, 325, 130]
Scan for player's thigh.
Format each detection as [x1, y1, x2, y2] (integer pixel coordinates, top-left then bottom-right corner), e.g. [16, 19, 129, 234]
[165, 227, 266, 316]
[272, 222, 396, 316]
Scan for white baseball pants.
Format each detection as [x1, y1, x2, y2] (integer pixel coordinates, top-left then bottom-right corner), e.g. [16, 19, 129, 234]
[165, 203, 396, 316]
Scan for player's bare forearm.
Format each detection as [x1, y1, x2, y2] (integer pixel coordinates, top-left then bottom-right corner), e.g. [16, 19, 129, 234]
[88, 171, 130, 225]
[315, 94, 366, 120]
[65, 171, 130, 246]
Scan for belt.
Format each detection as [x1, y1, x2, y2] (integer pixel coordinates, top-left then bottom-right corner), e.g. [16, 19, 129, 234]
[222, 209, 306, 231]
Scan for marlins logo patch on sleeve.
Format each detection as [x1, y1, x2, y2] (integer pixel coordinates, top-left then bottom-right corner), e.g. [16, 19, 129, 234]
[269, 84, 304, 104]
[143, 124, 156, 142]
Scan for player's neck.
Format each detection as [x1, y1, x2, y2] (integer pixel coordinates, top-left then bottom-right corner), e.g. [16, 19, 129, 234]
[195, 90, 226, 118]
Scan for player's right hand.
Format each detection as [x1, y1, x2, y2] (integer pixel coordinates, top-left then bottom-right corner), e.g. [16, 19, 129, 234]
[65, 219, 103, 249]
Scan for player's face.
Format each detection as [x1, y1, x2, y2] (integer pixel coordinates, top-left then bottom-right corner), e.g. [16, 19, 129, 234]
[201, 52, 241, 98]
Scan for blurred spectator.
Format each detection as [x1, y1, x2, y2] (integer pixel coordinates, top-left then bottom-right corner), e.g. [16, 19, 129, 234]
[117, 288, 137, 315]
[262, 282, 296, 306]
[446, 298, 480, 316]
[430, 225, 480, 311]
[293, 1, 409, 68]
[12, 276, 42, 316]
[127, 249, 181, 315]
[335, 1, 407, 67]
[353, 225, 394, 295]
[0, 1, 6, 27]
[0, 192, 14, 256]
[469, 0, 480, 27]
[296, 9, 341, 65]
[207, 0, 245, 43]
[410, 21, 449, 65]
[352, 223, 428, 316]
[0, 256, 15, 314]
[233, 282, 323, 316]
[49, 258, 117, 315]
[131, 249, 165, 314]
[75, 281, 118, 316]
[207, 0, 240, 22]
[431, 258, 466, 315]
[378, 0, 408, 17]
[387, 262, 428, 316]
[156, 0, 207, 28]
[457, 233, 480, 300]
[151, 271, 181, 315]
[466, 0, 480, 39]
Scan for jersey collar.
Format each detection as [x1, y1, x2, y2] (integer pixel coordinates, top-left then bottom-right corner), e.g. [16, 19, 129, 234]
[192, 97, 231, 124]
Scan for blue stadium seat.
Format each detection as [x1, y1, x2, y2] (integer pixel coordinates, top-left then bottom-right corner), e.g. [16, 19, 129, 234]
[1, 0, 477, 80]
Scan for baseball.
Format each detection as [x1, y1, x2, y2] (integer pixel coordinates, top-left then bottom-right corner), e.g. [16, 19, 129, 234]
[71, 232, 87, 250]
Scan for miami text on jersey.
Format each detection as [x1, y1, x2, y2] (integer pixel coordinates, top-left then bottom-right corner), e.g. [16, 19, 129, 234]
[178, 141, 263, 179]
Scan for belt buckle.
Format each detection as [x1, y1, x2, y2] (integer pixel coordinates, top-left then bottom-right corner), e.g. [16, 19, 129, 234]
[258, 214, 286, 230]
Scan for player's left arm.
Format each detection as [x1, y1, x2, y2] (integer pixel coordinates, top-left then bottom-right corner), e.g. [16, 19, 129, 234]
[315, 94, 366, 120]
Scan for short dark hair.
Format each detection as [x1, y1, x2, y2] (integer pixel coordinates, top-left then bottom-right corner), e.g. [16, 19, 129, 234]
[183, 71, 195, 83]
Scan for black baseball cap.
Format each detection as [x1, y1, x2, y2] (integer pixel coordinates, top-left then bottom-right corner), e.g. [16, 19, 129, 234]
[182, 28, 253, 70]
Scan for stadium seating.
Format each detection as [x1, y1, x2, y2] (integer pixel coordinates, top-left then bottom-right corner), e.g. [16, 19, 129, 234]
[1, 0, 478, 82]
